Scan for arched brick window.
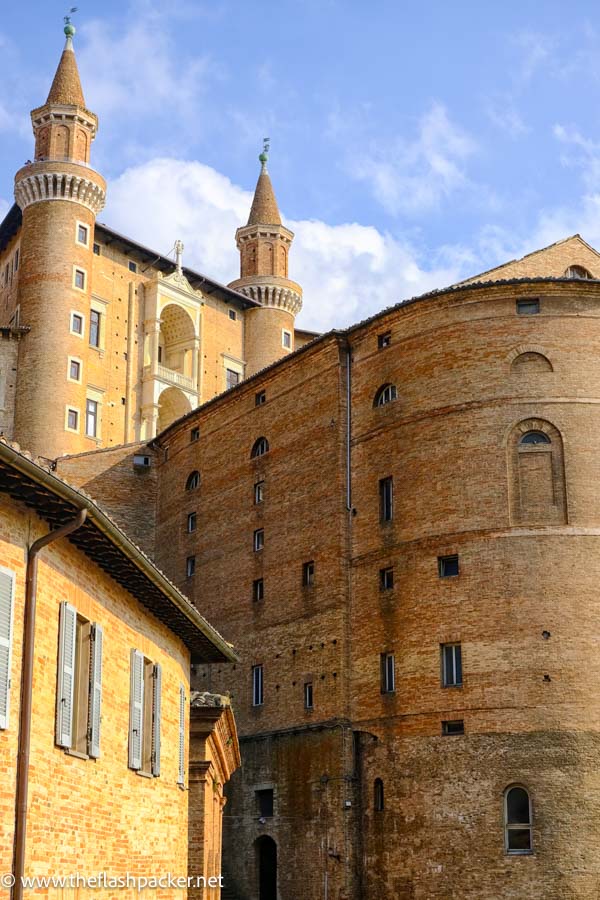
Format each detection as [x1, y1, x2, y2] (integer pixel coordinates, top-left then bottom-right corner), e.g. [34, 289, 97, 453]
[508, 419, 567, 525]
[565, 265, 593, 279]
[373, 384, 397, 408]
[511, 352, 553, 373]
[185, 470, 200, 491]
[504, 785, 533, 854]
[251, 437, 269, 459]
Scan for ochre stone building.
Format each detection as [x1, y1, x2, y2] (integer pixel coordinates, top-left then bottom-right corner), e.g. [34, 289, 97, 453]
[0, 437, 239, 900]
[6, 21, 600, 900]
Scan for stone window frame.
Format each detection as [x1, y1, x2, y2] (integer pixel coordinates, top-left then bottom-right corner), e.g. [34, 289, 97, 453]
[72, 265, 87, 293]
[89, 297, 108, 352]
[67, 355, 83, 384]
[70, 310, 85, 338]
[75, 220, 90, 248]
[65, 405, 80, 433]
[85, 387, 104, 442]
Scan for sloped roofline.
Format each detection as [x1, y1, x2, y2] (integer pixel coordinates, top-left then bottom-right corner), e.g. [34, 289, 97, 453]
[0, 438, 236, 663]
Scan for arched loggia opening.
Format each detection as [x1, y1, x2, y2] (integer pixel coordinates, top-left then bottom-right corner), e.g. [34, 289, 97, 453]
[256, 835, 277, 900]
[158, 303, 197, 382]
[157, 386, 192, 434]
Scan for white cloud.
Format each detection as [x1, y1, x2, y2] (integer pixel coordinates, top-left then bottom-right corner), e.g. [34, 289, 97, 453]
[348, 103, 477, 216]
[104, 157, 470, 332]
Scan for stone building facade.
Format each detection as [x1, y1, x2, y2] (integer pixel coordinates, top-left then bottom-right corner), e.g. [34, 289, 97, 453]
[55, 234, 600, 899]
[0, 31, 303, 461]
[0, 437, 239, 900]
[7, 19, 600, 900]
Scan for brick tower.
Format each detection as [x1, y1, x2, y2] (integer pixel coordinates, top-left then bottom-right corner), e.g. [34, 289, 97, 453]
[229, 144, 302, 376]
[12, 19, 106, 459]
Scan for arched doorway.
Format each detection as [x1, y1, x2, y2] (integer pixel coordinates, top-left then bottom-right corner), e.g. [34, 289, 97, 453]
[156, 386, 192, 433]
[256, 836, 277, 900]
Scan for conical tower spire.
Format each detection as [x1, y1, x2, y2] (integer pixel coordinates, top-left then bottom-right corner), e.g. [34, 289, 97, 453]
[247, 145, 282, 226]
[228, 141, 303, 378]
[46, 20, 86, 107]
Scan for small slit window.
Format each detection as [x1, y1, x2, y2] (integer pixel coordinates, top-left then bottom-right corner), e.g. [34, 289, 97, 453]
[519, 431, 551, 445]
[374, 384, 397, 407]
[516, 299, 539, 316]
[186, 471, 200, 490]
[504, 786, 533, 854]
[190, 426, 200, 442]
[374, 778, 384, 811]
[251, 437, 269, 458]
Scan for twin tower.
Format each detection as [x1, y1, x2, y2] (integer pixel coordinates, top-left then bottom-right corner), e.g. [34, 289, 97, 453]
[6, 23, 303, 459]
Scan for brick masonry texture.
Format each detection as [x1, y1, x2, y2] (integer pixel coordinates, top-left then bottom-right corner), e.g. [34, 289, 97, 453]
[0, 491, 192, 900]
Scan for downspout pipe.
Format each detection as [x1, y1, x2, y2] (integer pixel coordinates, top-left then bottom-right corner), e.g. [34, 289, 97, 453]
[12, 509, 87, 900]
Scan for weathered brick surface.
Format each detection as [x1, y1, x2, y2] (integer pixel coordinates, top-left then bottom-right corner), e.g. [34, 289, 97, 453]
[0, 491, 192, 900]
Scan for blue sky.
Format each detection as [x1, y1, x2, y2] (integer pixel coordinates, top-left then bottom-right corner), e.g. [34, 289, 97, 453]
[1, 0, 600, 329]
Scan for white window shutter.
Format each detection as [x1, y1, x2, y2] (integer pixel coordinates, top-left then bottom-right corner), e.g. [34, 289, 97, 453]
[177, 683, 186, 786]
[0, 569, 15, 730]
[56, 602, 77, 748]
[88, 623, 103, 759]
[151, 663, 161, 777]
[129, 649, 144, 770]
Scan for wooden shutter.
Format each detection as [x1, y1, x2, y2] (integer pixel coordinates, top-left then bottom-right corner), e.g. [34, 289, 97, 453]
[88, 623, 103, 758]
[56, 602, 77, 748]
[177, 683, 186, 786]
[0, 569, 15, 730]
[151, 663, 162, 777]
[129, 649, 144, 770]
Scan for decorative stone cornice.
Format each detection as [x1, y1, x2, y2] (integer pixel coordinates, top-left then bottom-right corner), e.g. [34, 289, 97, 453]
[15, 164, 106, 215]
[229, 274, 303, 316]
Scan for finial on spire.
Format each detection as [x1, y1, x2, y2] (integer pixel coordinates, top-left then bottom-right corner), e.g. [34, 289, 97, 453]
[175, 239, 185, 274]
[64, 7, 78, 48]
[259, 137, 270, 169]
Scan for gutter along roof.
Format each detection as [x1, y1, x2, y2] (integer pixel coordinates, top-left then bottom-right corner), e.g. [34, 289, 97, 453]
[0, 439, 236, 664]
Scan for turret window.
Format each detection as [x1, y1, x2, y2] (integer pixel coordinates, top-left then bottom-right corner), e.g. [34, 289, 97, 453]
[89, 310, 101, 348]
[282, 329, 292, 350]
[76, 223, 89, 247]
[65, 407, 79, 433]
[70, 312, 84, 337]
[73, 268, 86, 291]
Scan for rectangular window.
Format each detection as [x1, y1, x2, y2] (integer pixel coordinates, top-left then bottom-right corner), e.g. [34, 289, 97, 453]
[379, 476, 393, 523]
[14, 249, 19, 271]
[77, 224, 89, 246]
[256, 788, 273, 817]
[228, 309, 237, 321]
[304, 681, 314, 710]
[380, 652, 395, 693]
[186, 556, 196, 577]
[380, 567, 394, 590]
[190, 426, 200, 442]
[378, 331, 391, 349]
[86, 398, 98, 438]
[93, 243, 100, 256]
[253, 578, 264, 602]
[74, 268, 86, 291]
[252, 665, 264, 706]
[128, 261, 137, 273]
[128, 649, 161, 776]
[133, 454, 151, 468]
[438, 554, 459, 578]
[71, 312, 84, 336]
[302, 561, 315, 588]
[516, 299, 539, 316]
[187, 512, 197, 533]
[226, 368, 240, 390]
[56, 602, 103, 758]
[282, 329, 292, 349]
[254, 481, 264, 504]
[254, 528, 264, 552]
[441, 643, 463, 687]
[68, 359, 81, 382]
[0, 568, 15, 730]
[442, 720, 465, 736]
[255, 390, 266, 406]
[89, 310, 100, 347]
[66, 408, 79, 431]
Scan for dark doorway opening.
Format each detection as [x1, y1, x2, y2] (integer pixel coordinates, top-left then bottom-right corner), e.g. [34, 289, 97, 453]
[256, 835, 277, 900]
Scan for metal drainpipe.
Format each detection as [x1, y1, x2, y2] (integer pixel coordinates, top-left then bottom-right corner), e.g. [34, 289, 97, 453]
[12, 509, 87, 900]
